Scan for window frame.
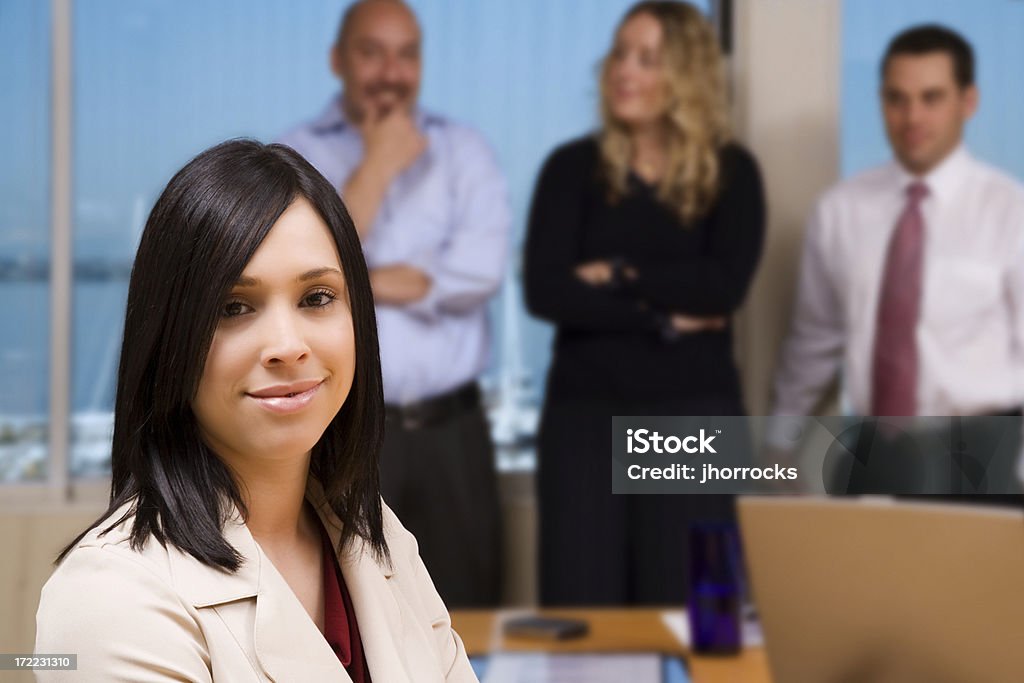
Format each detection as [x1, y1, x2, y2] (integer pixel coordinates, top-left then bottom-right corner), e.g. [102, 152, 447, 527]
[0, 0, 109, 511]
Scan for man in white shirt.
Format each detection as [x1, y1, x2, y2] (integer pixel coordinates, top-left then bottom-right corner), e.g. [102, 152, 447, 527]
[772, 25, 1024, 494]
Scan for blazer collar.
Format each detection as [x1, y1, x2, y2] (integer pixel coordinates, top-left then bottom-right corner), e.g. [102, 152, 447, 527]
[304, 478, 414, 683]
[165, 480, 413, 683]
[166, 507, 261, 607]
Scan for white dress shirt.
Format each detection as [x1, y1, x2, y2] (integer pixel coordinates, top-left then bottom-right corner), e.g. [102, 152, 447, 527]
[773, 145, 1024, 420]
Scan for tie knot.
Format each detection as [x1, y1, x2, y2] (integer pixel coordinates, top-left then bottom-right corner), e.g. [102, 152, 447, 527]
[906, 181, 929, 203]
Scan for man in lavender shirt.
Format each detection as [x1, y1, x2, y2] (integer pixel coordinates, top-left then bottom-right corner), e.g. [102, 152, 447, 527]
[279, 0, 510, 606]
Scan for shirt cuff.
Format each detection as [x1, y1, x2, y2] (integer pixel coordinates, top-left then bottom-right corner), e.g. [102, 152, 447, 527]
[398, 252, 442, 324]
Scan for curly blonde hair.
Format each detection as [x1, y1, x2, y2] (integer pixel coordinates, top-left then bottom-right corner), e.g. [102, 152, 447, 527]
[599, 1, 730, 224]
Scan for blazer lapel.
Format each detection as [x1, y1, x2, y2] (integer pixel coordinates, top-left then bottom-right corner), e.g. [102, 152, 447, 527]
[308, 483, 415, 683]
[168, 483, 424, 683]
[251, 549, 350, 682]
[168, 505, 350, 682]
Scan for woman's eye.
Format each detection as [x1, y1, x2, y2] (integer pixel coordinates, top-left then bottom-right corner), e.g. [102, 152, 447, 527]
[222, 300, 251, 318]
[302, 289, 337, 308]
[640, 51, 660, 68]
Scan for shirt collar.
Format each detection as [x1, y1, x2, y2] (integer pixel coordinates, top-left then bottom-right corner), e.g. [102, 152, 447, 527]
[893, 143, 972, 203]
[309, 93, 348, 134]
[310, 92, 434, 135]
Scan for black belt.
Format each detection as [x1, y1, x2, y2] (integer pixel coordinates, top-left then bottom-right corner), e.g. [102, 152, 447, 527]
[385, 382, 481, 430]
[989, 408, 1023, 417]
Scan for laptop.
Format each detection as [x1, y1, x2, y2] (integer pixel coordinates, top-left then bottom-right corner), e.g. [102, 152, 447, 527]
[738, 496, 1024, 683]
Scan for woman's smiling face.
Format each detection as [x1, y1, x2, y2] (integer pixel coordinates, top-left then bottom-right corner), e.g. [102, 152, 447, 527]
[191, 197, 356, 466]
[604, 11, 669, 130]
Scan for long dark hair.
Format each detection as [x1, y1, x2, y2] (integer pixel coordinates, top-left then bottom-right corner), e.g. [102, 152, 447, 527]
[59, 139, 388, 570]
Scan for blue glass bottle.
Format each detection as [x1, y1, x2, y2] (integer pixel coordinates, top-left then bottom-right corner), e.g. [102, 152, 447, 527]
[688, 522, 742, 655]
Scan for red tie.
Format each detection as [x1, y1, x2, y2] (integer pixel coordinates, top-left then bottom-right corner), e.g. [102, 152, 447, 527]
[871, 181, 928, 416]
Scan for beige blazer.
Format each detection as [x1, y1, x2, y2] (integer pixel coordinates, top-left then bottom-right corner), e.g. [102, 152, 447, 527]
[34, 480, 479, 682]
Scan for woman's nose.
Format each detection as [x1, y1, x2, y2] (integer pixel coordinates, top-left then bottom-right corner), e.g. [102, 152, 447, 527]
[259, 310, 310, 367]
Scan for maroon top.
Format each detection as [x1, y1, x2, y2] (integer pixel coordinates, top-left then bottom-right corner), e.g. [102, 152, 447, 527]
[319, 522, 372, 682]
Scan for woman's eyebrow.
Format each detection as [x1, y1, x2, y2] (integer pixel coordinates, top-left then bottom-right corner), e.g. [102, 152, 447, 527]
[297, 267, 344, 283]
[233, 267, 344, 288]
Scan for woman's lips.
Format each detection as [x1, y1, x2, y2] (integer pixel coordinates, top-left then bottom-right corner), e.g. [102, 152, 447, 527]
[246, 380, 324, 415]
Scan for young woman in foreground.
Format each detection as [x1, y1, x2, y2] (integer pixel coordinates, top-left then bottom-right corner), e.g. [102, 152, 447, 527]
[35, 140, 477, 682]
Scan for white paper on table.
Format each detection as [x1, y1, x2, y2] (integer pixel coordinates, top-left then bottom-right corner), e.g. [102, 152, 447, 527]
[482, 653, 661, 683]
[660, 610, 764, 648]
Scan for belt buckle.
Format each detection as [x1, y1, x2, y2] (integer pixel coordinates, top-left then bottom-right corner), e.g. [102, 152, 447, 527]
[401, 402, 426, 431]
[402, 413, 424, 430]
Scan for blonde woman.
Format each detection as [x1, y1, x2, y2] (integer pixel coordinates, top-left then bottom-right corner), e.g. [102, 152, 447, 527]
[524, 0, 765, 605]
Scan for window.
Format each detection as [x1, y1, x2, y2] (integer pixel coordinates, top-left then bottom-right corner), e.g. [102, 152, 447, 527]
[0, 0, 51, 484]
[841, 0, 1024, 178]
[3, 0, 715, 493]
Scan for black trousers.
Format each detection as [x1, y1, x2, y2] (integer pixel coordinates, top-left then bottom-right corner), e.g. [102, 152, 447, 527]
[537, 396, 741, 606]
[828, 416, 1024, 498]
[379, 395, 502, 608]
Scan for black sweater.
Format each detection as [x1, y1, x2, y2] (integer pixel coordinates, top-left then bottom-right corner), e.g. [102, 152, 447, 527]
[524, 135, 766, 403]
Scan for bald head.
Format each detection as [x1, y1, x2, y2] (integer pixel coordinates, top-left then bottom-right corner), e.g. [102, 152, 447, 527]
[336, 0, 418, 47]
[331, 0, 422, 123]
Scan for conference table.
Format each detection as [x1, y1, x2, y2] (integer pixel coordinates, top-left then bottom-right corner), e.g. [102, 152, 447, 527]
[450, 608, 772, 682]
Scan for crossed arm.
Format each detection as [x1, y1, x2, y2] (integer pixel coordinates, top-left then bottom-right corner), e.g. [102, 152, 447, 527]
[524, 144, 766, 336]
